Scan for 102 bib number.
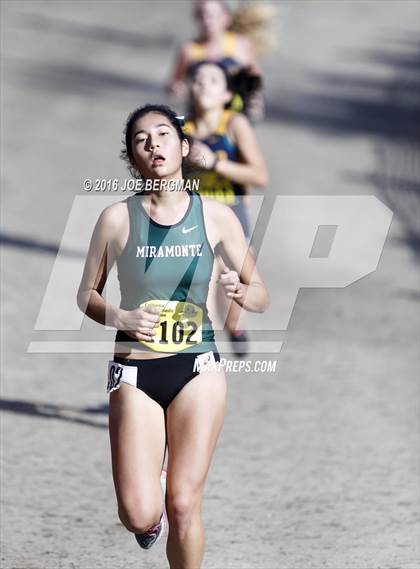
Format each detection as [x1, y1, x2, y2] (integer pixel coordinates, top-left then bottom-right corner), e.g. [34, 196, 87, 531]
[139, 300, 203, 353]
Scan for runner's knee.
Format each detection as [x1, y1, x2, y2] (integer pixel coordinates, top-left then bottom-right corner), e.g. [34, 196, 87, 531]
[166, 488, 201, 533]
[118, 502, 162, 534]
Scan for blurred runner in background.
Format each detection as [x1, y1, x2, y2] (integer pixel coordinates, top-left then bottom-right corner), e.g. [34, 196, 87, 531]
[185, 61, 268, 356]
[167, 0, 275, 121]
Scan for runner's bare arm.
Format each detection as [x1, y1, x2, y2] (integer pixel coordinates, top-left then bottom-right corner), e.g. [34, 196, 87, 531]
[209, 202, 269, 313]
[166, 44, 191, 97]
[237, 35, 262, 75]
[76, 205, 124, 328]
[214, 113, 268, 186]
[77, 205, 161, 339]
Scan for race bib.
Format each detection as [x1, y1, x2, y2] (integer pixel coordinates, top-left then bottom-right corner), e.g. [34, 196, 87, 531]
[139, 299, 203, 353]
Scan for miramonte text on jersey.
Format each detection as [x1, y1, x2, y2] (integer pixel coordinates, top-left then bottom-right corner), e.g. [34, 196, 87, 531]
[136, 244, 204, 258]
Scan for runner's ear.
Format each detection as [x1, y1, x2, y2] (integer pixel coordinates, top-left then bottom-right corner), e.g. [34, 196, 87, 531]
[181, 137, 190, 158]
[223, 90, 233, 105]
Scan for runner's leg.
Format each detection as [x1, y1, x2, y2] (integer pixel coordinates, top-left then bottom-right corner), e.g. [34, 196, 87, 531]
[108, 383, 166, 534]
[165, 369, 226, 568]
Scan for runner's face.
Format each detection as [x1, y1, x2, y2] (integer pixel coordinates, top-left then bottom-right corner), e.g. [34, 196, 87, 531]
[196, 1, 230, 37]
[191, 64, 231, 111]
[131, 113, 188, 179]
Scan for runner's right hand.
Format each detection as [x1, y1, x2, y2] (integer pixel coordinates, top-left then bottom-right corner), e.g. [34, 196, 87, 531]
[118, 306, 161, 341]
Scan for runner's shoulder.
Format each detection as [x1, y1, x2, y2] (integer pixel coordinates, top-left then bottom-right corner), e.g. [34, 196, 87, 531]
[180, 41, 197, 62]
[200, 195, 238, 226]
[97, 199, 129, 235]
[234, 33, 254, 62]
[227, 110, 252, 131]
[226, 110, 251, 140]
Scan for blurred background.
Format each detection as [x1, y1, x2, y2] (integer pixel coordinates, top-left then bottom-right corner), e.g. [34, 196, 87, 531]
[1, 1, 419, 568]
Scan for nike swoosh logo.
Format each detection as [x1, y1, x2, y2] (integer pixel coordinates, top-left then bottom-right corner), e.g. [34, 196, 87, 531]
[182, 225, 198, 234]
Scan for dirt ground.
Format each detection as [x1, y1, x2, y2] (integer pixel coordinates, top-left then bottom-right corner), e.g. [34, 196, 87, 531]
[1, 1, 419, 568]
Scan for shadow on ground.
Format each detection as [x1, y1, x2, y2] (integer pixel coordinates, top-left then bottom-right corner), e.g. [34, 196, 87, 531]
[264, 32, 420, 268]
[266, 36, 420, 142]
[5, 58, 164, 99]
[0, 230, 85, 258]
[19, 12, 176, 50]
[0, 397, 108, 429]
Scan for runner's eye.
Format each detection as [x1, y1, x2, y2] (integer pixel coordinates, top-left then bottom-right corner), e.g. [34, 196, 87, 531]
[159, 132, 169, 136]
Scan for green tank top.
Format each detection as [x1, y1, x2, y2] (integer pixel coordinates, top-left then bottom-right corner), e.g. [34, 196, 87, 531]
[115, 189, 217, 354]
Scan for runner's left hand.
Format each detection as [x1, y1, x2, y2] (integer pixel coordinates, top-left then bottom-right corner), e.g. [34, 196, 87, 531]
[218, 266, 243, 299]
[189, 141, 217, 170]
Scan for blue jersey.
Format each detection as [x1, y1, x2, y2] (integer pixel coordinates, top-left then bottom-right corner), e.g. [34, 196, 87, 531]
[185, 110, 246, 206]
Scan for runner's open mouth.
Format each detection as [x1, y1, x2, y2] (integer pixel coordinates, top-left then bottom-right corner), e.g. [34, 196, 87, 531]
[152, 155, 166, 166]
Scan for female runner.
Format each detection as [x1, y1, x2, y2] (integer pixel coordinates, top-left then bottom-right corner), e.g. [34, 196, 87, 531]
[167, 0, 273, 121]
[185, 61, 268, 356]
[77, 104, 269, 567]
